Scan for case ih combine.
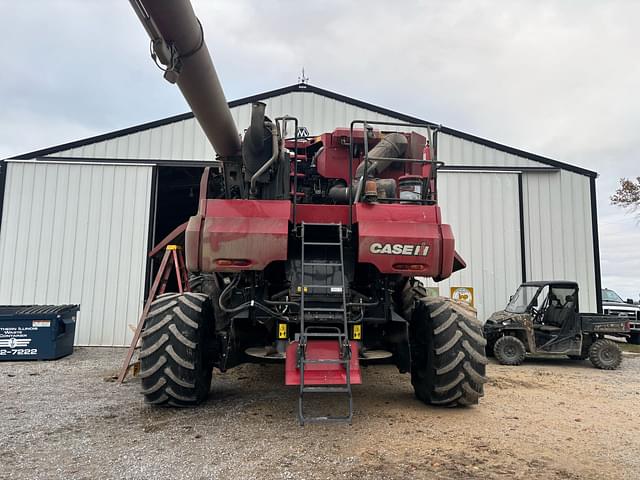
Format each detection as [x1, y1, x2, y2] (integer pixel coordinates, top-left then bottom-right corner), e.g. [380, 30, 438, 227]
[130, 0, 488, 423]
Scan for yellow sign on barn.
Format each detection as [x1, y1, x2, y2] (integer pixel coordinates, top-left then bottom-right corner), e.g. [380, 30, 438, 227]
[450, 286, 474, 307]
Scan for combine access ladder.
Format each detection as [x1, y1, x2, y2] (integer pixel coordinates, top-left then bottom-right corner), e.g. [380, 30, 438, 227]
[296, 222, 356, 425]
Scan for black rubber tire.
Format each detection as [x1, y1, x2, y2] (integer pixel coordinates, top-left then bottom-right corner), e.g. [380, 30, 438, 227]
[628, 332, 640, 345]
[588, 339, 622, 370]
[189, 273, 226, 328]
[188, 274, 215, 297]
[401, 284, 488, 407]
[493, 336, 526, 366]
[139, 292, 213, 406]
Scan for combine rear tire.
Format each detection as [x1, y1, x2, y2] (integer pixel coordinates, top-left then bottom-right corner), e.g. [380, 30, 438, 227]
[139, 292, 213, 406]
[588, 339, 622, 370]
[493, 336, 526, 366]
[629, 332, 640, 345]
[404, 290, 488, 407]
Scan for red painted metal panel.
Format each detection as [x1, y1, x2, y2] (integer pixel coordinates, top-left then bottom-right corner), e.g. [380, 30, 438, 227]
[315, 129, 382, 182]
[437, 224, 456, 281]
[199, 199, 290, 272]
[355, 203, 445, 276]
[185, 214, 202, 271]
[285, 340, 362, 385]
[316, 145, 360, 182]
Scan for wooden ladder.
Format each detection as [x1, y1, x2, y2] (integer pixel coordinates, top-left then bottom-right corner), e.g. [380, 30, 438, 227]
[116, 244, 189, 383]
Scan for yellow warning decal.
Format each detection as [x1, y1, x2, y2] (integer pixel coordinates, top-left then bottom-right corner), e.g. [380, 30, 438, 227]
[353, 324, 362, 340]
[278, 323, 288, 339]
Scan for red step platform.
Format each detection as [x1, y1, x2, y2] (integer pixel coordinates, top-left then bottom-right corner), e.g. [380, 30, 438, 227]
[285, 340, 362, 385]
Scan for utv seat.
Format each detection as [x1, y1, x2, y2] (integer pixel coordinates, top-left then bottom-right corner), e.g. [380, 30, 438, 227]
[535, 295, 576, 333]
[539, 296, 563, 328]
[558, 295, 577, 334]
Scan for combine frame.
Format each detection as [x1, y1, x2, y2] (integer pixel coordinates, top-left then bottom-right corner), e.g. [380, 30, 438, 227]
[128, 0, 488, 423]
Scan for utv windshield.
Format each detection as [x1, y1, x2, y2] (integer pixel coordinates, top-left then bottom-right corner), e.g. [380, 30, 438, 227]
[505, 285, 541, 313]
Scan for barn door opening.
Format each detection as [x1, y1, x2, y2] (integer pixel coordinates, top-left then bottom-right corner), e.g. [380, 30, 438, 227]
[147, 165, 204, 293]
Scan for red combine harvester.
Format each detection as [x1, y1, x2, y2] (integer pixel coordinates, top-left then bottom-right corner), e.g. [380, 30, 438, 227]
[130, 0, 488, 424]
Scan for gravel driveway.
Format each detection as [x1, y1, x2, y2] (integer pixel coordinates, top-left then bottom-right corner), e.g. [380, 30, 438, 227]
[1, 347, 639, 479]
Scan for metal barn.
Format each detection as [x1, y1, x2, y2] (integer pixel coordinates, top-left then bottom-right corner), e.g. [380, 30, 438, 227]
[0, 83, 600, 346]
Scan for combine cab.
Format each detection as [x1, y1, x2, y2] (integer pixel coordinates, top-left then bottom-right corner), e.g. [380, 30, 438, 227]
[130, 0, 488, 423]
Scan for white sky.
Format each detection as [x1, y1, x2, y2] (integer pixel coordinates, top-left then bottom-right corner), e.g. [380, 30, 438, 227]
[1, 0, 639, 300]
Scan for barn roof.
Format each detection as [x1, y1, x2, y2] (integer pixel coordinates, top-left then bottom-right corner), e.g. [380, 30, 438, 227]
[10, 83, 597, 178]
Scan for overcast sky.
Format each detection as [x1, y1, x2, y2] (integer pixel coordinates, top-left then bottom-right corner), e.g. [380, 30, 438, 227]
[1, 0, 639, 300]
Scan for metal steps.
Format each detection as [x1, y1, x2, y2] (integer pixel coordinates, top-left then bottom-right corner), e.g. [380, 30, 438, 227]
[297, 222, 353, 425]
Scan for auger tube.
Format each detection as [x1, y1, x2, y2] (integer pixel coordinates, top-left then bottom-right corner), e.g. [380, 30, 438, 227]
[130, 0, 241, 157]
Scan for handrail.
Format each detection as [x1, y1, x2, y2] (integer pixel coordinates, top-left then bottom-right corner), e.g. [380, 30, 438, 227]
[348, 119, 442, 226]
[276, 116, 299, 227]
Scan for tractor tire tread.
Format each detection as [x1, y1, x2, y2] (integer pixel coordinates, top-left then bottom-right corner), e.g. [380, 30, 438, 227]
[138, 355, 167, 379]
[433, 312, 457, 335]
[436, 351, 465, 375]
[140, 314, 172, 338]
[148, 300, 178, 318]
[402, 283, 488, 407]
[139, 293, 213, 407]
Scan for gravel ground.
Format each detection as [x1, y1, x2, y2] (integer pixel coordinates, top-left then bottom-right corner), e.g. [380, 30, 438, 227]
[1, 347, 639, 479]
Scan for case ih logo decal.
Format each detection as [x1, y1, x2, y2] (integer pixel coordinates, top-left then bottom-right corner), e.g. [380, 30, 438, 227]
[0, 338, 31, 348]
[369, 243, 430, 256]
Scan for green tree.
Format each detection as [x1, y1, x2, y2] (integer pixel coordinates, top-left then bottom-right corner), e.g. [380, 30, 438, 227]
[611, 177, 640, 211]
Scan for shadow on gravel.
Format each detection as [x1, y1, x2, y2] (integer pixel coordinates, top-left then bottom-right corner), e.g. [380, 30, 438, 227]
[493, 356, 595, 370]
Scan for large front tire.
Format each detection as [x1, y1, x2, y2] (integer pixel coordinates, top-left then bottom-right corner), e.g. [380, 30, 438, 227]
[139, 292, 213, 406]
[404, 289, 488, 406]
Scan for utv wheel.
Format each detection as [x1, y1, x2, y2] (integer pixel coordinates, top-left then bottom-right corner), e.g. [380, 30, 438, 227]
[139, 292, 213, 406]
[402, 286, 488, 407]
[629, 332, 640, 345]
[493, 336, 526, 366]
[588, 339, 622, 370]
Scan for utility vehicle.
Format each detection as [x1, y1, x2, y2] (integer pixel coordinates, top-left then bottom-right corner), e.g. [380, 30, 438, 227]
[484, 281, 629, 370]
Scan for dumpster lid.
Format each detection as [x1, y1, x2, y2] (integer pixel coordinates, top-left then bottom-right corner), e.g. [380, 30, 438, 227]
[0, 305, 80, 317]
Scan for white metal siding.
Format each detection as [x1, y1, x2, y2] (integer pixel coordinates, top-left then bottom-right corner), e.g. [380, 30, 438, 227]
[9, 87, 597, 337]
[426, 172, 522, 321]
[0, 161, 152, 346]
[522, 170, 597, 312]
[437, 133, 540, 168]
[49, 91, 427, 161]
[430, 132, 597, 314]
